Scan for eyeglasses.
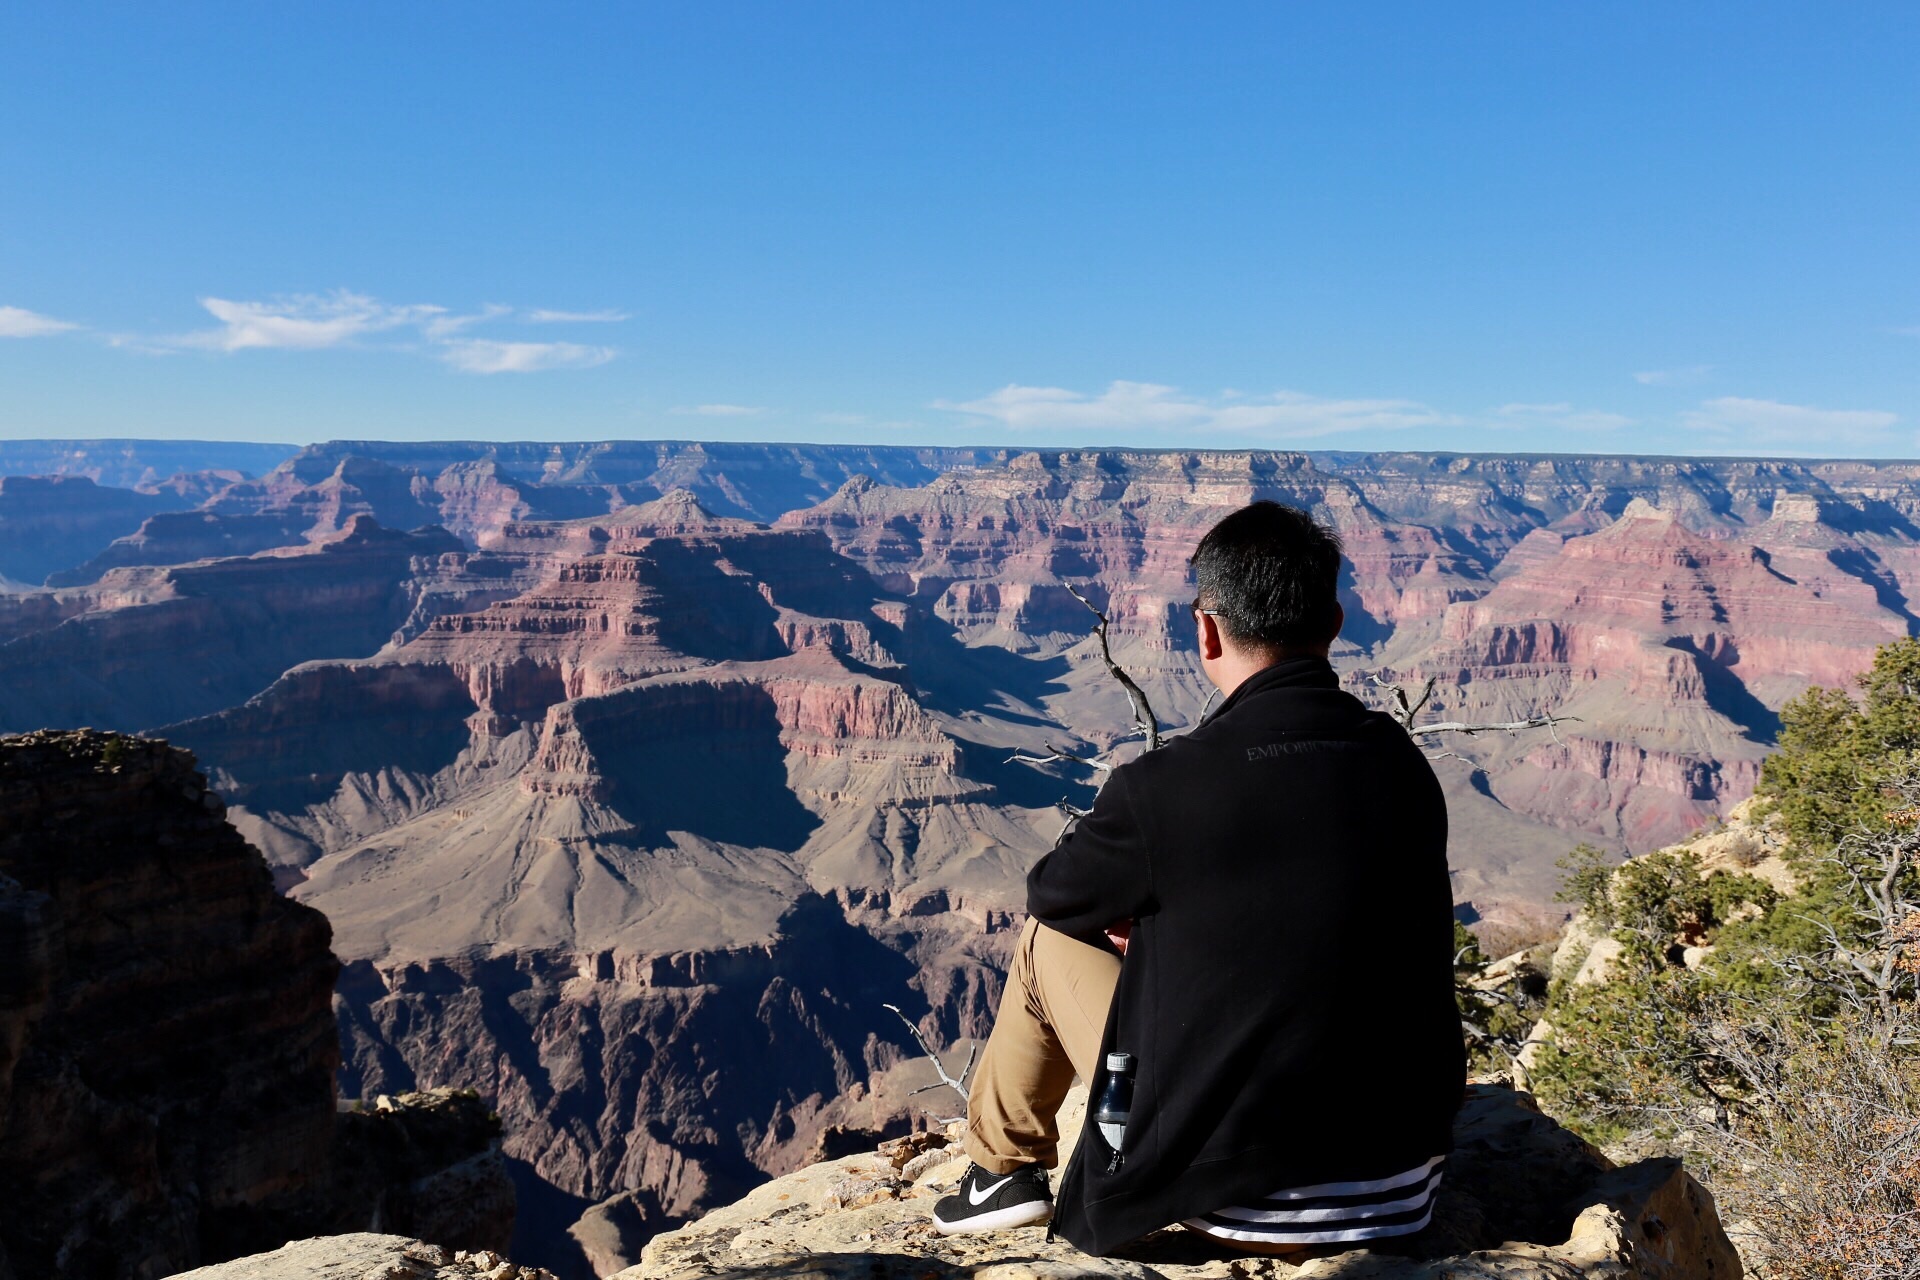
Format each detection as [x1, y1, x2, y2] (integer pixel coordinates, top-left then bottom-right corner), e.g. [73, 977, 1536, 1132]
[1189, 597, 1221, 617]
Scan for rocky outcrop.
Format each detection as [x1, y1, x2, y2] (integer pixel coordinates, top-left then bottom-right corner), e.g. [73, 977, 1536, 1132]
[205, 456, 447, 540]
[168, 1234, 557, 1280]
[619, 1084, 1741, 1280]
[0, 731, 512, 1279]
[1517, 798, 1795, 1080]
[0, 730, 340, 1277]
[334, 1089, 516, 1255]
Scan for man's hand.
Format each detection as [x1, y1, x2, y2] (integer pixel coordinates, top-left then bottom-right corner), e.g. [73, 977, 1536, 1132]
[1104, 919, 1133, 956]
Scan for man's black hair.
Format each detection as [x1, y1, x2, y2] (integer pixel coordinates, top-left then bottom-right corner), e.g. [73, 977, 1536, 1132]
[1189, 501, 1344, 650]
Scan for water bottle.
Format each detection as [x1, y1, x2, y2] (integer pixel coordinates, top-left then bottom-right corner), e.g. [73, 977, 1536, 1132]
[1094, 1051, 1135, 1153]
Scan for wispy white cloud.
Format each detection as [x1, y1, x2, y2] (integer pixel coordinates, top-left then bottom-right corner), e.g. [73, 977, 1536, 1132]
[673, 403, 764, 417]
[1633, 364, 1714, 387]
[936, 381, 1459, 438]
[1681, 397, 1899, 450]
[526, 308, 629, 324]
[437, 339, 615, 374]
[112, 290, 623, 372]
[0, 305, 81, 338]
[423, 303, 513, 339]
[183, 291, 444, 351]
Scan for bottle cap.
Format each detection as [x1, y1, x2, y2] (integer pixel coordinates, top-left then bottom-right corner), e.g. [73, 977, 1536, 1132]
[1105, 1051, 1133, 1073]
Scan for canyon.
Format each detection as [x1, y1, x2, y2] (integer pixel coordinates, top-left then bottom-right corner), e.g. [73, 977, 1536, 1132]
[3, 439, 1915, 1275]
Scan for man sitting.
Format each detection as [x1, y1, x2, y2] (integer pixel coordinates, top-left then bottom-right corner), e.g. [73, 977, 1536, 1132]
[932, 501, 1464, 1257]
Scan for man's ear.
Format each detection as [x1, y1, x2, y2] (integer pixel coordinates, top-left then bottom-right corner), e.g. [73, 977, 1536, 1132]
[1199, 611, 1226, 661]
[1328, 601, 1345, 643]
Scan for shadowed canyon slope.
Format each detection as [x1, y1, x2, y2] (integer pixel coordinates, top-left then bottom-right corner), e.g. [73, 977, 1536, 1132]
[4, 440, 1917, 1273]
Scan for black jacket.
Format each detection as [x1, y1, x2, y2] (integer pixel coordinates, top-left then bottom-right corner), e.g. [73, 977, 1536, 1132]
[1028, 656, 1464, 1255]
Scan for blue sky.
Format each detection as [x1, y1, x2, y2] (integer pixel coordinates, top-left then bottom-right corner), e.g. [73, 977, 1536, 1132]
[2, 3, 1916, 456]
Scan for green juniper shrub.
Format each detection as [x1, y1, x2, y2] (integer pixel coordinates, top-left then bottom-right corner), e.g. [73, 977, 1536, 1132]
[1532, 637, 1920, 1269]
[1554, 842, 1619, 926]
[1534, 847, 1785, 1135]
[1759, 637, 1920, 856]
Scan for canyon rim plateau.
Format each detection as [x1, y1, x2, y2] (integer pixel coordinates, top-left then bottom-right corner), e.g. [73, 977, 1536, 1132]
[5, 436, 1914, 1275]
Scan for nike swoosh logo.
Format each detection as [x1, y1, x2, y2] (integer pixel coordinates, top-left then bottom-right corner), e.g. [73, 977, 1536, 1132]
[968, 1174, 1014, 1206]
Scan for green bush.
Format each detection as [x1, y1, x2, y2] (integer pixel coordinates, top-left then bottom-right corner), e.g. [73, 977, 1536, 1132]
[1553, 842, 1618, 925]
[1530, 637, 1920, 1272]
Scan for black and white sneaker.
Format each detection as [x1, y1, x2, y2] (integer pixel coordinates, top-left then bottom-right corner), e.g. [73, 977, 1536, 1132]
[931, 1163, 1053, 1234]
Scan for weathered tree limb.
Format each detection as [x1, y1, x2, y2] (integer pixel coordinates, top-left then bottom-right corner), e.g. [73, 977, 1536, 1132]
[1053, 798, 1092, 844]
[1367, 673, 1578, 742]
[1408, 713, 1580, 739]
[1007, 744, 1113, 773]
[882, 1003, 974, 1107]
[1064, 583, 1161, 752]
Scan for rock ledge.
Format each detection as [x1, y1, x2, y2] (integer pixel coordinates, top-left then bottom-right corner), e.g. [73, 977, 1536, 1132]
[614, 1084, 1742, 1280]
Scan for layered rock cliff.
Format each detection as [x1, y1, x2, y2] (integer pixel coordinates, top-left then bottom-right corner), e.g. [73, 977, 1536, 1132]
[782, 454, 1920, 865]
[139, 509, 1046, 1275]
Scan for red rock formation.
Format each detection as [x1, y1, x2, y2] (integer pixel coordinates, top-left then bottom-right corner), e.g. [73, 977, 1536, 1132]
[207, 455, 444, 538]
[1386, 498, 1908, 847]
[778, 451, 1493, 658]
[145, 514, 1041, 1274]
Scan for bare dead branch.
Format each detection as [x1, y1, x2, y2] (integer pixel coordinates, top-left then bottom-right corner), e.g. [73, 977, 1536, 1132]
[1064, 582, 1161, 752]
[1370, 673, 1436, 732]
[1007, 744, 1113, 773]
[1423, 749, 1483, 769]
[1367, 672, 1576, 743]
[1053, 796, 1093, 844]
[1408, 712, 1581, 739]
[882, 1003, 972, 1105]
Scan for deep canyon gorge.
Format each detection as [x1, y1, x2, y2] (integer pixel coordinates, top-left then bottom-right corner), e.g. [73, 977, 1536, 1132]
[5, 437, 1916, 1275]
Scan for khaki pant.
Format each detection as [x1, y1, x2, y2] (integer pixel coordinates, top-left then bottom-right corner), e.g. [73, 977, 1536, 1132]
[965, 917, 1121, 1175]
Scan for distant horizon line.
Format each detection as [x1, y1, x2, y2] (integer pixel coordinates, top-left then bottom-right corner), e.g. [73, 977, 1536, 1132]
[5, 435, 1920, 469]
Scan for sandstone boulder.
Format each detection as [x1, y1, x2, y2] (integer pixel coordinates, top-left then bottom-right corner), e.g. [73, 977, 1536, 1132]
[166, 1233, 555, 1280]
